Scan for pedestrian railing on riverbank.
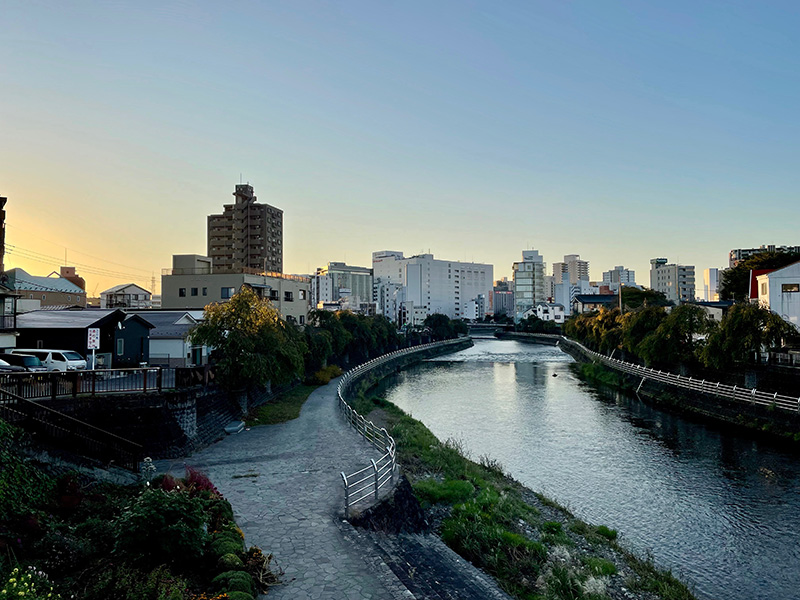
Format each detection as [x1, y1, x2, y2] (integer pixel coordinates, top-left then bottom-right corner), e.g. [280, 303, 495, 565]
[337, 338, 467, 517]
[559, 337, 800, 413]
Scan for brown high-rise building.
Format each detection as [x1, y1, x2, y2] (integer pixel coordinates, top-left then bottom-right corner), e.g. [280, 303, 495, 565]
[207, 184, 283, 273]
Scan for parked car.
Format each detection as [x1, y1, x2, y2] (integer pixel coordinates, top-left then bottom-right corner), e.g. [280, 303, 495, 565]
[8, 349, 87, 372]
[0, 353, 47, 372]
[0, 358, 26, 373]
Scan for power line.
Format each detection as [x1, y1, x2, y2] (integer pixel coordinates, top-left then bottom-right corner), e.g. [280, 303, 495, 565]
[6, 245, 153, 284]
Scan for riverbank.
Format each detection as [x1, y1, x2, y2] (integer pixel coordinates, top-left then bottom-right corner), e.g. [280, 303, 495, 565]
[349, 383, 696, 600]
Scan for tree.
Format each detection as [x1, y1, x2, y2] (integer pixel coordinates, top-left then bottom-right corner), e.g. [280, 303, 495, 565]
[637, 304, 712, 368]
[719, 252, 800, 301]
[424, 313, 461, 340]
[189, 287, 306, 389]
[619, 306, 667, 357]
[701, 303, 799, 370]
[620, 287, 671, 310]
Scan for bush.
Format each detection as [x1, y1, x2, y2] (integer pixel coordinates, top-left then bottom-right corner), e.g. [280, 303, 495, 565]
[210, 538, 244, 559]
[212, 569, 253, 592]
[217, 553, 245, 571]
[225, 592, 254, 600]
[309, 365, 343, 385]
[0, 566, 61, 600]
[0, 419, 54, 521]
[113, 489, 209, 570]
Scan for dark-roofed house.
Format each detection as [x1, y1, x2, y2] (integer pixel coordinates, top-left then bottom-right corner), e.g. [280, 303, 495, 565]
[15, 309, 154, 368]
[129, 310, 207, 367]
[573, 294, 618, 314]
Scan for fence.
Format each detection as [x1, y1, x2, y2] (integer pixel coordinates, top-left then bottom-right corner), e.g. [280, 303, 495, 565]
[337, 338, 467, 517]
[0, 387, 143, 471]
[558, 338, 800, 414]
[0, 367, 207, 401]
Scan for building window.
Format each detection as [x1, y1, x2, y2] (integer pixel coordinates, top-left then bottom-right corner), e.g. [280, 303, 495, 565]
[179, 288, 187, 297]
[221, 287, 236, 299]
[191, 288, 198, 296]
[284, 291, 294, 302]
[761, 283, 767, 295]
[116, 339, 124, 356]
[299, 315, 305, 325]
[299, 289, 307, 300]
[202, 287, 208, 296]
[782, 283, 800, 293]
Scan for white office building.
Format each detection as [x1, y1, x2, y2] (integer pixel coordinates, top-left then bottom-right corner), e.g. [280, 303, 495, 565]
[602, 266, 636, 292]
[553, 254, 590, 285]
[513, 250, 547, 321]
[372, 251, 493, 322]
[312, 262, 373, 308]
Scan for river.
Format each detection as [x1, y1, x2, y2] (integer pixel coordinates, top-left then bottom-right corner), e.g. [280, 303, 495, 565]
[378, 338, 800, 600]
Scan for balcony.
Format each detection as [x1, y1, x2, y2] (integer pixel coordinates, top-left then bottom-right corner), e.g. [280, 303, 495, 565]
[0, 314, 16, 331]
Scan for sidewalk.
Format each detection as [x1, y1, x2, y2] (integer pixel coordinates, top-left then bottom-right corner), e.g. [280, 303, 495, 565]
[159, 379, 411, 600]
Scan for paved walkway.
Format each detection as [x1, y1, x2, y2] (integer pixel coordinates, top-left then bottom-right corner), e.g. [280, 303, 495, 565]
[158, 379, 411, 600]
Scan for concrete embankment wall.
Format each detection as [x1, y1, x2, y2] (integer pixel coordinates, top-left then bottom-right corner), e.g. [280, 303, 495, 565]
[342, 338, 474, 403]
[553, 337, 800, 443]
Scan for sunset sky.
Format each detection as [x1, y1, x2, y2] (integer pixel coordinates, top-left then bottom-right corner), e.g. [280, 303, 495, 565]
[2, 1, 799, 295]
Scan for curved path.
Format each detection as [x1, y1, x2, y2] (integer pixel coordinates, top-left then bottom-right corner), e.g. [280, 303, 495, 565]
[157, 375, 511, 600]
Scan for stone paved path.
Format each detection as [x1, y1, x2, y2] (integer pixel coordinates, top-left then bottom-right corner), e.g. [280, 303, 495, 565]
[157, 379, 411, 600]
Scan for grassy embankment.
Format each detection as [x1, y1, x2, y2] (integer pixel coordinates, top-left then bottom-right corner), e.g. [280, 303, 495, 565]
[348, 389, 696, 600]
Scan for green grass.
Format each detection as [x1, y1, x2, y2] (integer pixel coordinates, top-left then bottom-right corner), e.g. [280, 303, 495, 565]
[413, 478, 475, 505]
[582, 557, 617, 576]
[246, 385, 317, 426]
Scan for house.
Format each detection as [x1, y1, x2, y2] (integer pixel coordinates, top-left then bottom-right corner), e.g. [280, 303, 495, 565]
[128, 310, 207, 367]
[0, 281, 18, 350]
[100, 283, 153, 309]
[756, 260, 800, 331]
[535, 302, 566, 324]
[573, 294, 618, 314]
[4, 267, 87, 307]
[15, 309, 154, 368]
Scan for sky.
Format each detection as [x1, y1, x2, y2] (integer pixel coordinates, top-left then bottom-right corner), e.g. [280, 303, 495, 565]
[2, 1, 799, 296]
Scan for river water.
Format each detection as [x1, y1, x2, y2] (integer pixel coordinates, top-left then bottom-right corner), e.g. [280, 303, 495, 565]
[378, 339, 800, 600]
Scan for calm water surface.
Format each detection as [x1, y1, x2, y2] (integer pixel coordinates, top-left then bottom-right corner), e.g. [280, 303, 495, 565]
[380, 339, 800, 600]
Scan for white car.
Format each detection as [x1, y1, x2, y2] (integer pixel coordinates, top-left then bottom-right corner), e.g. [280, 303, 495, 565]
[8, 349, 87, 372]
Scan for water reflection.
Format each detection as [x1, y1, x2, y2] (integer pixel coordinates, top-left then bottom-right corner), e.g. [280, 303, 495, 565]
[381, 339, 800, 600]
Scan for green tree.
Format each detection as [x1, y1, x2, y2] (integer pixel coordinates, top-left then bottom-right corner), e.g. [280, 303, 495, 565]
[424, 313, 459, 340]
[189, 287, 307, 389]
[719, 251, 800, 301]
[619, 287, 672, 309]
[702, 303, 799, 370]
[619, 306, 667, 357]
[637, 304, 712, 368]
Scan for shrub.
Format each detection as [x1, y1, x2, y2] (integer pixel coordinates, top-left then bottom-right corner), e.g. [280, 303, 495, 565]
[0, 566, 61, 600]
[309, 365, 343, 385]
[212, 570, 252, 591]
[217, 553, 245, 571]
[210, 538, 244, 559]
[113, 489, 209, 570]
[225, 592, 254, 600]
[186, 467, 220, 497]
[413, 478, 475, 505]
[0, 419, 55, 521]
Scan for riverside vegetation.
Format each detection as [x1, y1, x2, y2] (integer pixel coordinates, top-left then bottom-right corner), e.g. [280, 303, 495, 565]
[348, 389, 696, 600]
[0, 418, 279, 600]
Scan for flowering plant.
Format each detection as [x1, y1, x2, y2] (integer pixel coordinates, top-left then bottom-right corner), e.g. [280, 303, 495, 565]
[0, 566, 61, 599]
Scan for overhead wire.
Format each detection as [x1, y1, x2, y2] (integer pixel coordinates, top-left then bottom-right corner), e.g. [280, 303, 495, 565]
[6, 244, 153, 284]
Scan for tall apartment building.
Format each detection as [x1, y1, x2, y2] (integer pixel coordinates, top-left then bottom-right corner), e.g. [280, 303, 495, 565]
[513, 250, 546, 321]
[650, 258, 695, 303]
[207, 184, 283, 273]
[729, 245, 800, 268]
[492, 278, 514, 317]
[602, 265, 636, 292]
[372, 251, 492, 321]
[552, 254, 590, 285]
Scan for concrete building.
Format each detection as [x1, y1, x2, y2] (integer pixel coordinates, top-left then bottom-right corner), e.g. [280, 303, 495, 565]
[602, 266, 636, 292]
[4, 267, 87, 308]
[463, 294, 487, 321]
[512, 250, 546, 321]
[535, 302, 566, 324]
[312, 262, 373, 308]
[729, 245, 800, 268]
[100, 283, 153, 309]
[650, 258, 695, 304]
[207, 184, 283, 273]
[703, 268, 721, 302]
[552, 254, 590, 286]
[756, 260, 800, 331]
[372, 251, 492, 322]
[161, 254, 310, 324]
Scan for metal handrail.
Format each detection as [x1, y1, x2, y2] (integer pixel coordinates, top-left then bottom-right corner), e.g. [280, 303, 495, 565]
[558, 337, 800, 413]
[337, 338, 466, 517]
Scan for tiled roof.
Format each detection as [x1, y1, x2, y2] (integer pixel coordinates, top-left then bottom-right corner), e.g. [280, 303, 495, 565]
[5, 268, 85, 295]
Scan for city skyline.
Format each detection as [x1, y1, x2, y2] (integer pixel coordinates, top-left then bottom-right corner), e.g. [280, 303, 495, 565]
[3, 2, 799, 294]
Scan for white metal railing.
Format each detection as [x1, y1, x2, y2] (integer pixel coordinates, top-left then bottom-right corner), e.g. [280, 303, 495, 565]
[558, 337, 800, 414]
[337, 338, 467, 517]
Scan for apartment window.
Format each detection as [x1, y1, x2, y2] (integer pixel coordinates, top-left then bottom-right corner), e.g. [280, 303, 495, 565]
[761, 283, 768, 295]
[221, 287, 236, 299]
[299, 290, 307, 300]
[284, 291, 294, 302]
[191, 288, 199, 297]
[782, 283, 800, 293]
[116, 339, 124, 356]
[299, 315, 305, 325]
[202, 287, 208, 296]
[179, 288, 187, 297]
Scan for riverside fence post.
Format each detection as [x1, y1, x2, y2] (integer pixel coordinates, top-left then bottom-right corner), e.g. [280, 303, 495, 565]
[371, 459, 379, 499]
[341, 472, 349, 518]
